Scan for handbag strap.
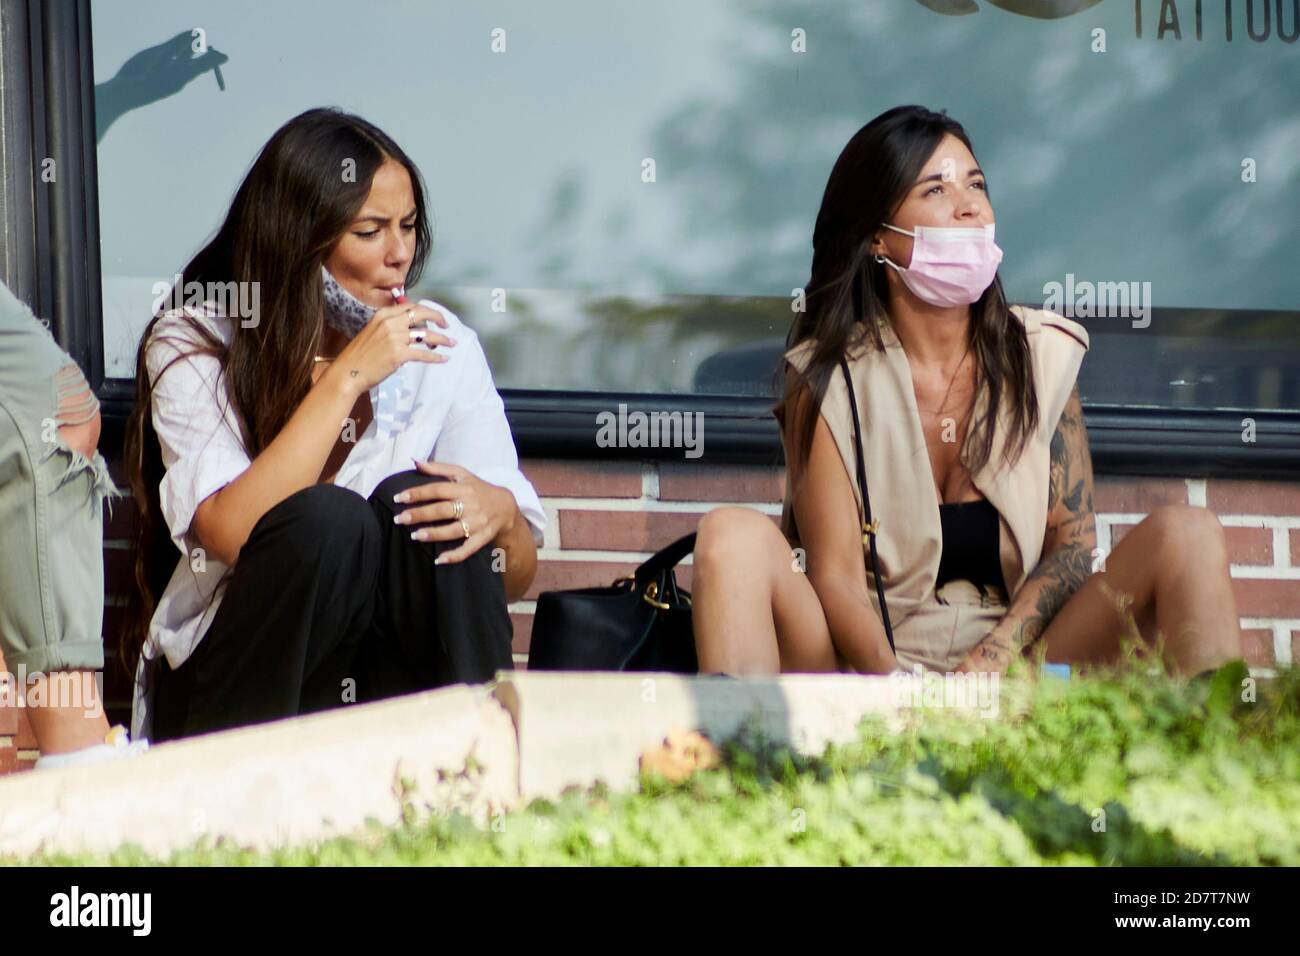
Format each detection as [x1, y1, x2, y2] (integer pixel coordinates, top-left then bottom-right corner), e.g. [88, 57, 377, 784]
[838, 356, 895, 652]
[633, 532, 697, 584]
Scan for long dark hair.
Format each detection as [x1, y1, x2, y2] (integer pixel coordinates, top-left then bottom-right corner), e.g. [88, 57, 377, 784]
[778, 105, 1038, 478]
[120, 107, 433, 678]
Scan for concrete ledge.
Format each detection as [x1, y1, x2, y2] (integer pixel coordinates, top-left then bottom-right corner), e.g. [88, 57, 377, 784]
[0, 671, 997, 858]
[0, 684, 516, 858]
[492, 672, 956, 801]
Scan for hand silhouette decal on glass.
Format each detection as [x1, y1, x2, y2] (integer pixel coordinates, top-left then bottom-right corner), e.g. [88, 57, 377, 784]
[95, 31, 228, 142]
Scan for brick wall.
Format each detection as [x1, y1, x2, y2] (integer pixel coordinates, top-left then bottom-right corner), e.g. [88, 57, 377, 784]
[0, 688, 37, 775]
[515, 464, 1299, 673]
[2, 459, 1297, 775]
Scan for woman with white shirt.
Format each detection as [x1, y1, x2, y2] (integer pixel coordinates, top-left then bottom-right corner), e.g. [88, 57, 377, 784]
[122, 108, 545, 742]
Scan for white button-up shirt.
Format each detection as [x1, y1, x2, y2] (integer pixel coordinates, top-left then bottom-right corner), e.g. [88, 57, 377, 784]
[131, 299, 545, 739]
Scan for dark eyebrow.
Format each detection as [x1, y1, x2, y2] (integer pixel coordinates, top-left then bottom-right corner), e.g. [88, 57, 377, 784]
[353, 208, 419, 225]
[914, 167, 985, 188]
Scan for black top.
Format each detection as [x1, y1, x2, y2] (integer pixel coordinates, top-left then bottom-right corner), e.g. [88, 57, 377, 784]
[936, 498, 1006, 593]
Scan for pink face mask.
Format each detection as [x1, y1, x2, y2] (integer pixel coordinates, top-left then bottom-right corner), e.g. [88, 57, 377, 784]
[877, 222, 1003, 307]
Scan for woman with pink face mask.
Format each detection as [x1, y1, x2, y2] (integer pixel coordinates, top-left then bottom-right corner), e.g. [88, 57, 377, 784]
[691, 105, 1243, 680]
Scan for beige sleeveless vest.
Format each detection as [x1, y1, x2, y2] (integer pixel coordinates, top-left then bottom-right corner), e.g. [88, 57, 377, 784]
[779, 305, 1089, 637]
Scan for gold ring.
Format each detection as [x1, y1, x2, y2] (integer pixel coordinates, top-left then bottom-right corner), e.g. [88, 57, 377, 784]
[460, 518, 471, 539]
[452, 499, 464, 519]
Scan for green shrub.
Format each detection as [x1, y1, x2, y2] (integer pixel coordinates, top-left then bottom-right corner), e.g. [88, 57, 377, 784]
[10, 658, 1299, 866]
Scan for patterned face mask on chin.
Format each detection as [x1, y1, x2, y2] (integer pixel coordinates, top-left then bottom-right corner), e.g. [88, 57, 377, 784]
[321, 266, 378, 339]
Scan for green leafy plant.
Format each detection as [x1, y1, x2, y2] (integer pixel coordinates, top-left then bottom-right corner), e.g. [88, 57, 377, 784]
[8, 658, 1298, 867]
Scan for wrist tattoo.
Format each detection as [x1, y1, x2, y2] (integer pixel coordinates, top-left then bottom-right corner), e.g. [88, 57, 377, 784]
[1008, 545, 1094, 652]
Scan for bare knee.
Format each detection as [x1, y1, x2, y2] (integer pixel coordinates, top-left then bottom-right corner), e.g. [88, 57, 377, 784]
[695, 507, 780, 572]
[57, 410, 101, 460]
[1144, 505, 1228, 572]
[54, 362, 101, 459]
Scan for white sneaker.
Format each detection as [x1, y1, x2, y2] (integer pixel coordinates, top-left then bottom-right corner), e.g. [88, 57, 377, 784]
[34, 724, 149, 770]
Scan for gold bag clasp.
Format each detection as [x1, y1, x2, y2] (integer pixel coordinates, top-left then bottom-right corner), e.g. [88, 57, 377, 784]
[861, 518, 880, 545]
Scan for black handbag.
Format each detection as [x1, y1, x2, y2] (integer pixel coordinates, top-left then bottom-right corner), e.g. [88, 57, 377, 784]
[839, 355, 896, 652]
[527, 532, 698, 672]
[526, 356, 891, 670]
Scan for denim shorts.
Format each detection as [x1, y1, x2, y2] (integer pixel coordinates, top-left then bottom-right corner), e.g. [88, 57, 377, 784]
[0, 281, 123, 675]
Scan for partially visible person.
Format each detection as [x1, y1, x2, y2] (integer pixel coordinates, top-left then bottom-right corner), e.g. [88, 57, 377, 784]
[0, 279, 146, 769]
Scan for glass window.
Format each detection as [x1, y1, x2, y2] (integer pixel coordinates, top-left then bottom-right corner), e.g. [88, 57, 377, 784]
[93, 0, 1299, 410]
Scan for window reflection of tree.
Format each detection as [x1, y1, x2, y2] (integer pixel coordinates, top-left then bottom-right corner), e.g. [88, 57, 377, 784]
[503, 0, 1295, 406]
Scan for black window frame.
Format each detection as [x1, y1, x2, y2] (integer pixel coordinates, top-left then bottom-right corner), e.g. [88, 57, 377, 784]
[5, 0, 1299, 479]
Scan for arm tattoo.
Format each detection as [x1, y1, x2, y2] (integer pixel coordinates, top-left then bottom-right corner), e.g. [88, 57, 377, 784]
[992, 388, 1097, 658]
[1048, 389, 1094, 523]
[1005, 546, 1095, 653]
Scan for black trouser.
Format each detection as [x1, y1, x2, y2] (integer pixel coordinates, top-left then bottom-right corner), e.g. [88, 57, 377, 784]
[152, 470, 513, 741]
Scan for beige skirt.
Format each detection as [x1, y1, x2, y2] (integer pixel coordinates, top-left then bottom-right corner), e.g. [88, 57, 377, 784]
[890, 579, 1009, 673]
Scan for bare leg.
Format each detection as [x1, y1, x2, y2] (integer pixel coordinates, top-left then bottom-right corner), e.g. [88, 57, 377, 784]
[22, 672, 109, 754]
[1035, 505, 1242, 677]
[692, 507, 839, 675]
